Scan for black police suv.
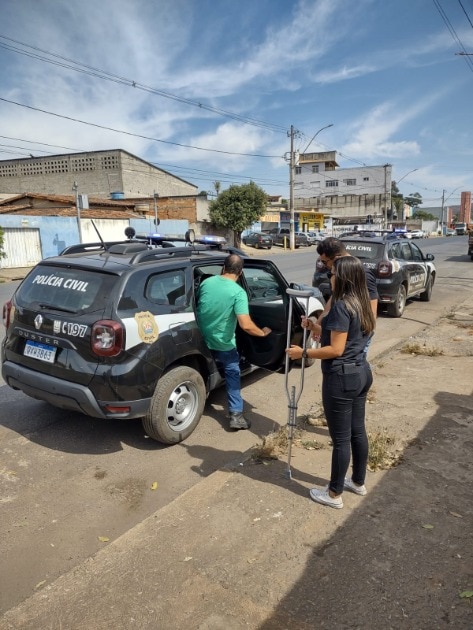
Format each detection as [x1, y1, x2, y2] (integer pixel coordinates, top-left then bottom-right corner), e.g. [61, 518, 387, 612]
[2, 232, 324, 444]
[312, 235, 436, 317]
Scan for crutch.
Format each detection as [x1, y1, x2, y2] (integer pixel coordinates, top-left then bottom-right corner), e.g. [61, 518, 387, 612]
[284, 287, 313, 480]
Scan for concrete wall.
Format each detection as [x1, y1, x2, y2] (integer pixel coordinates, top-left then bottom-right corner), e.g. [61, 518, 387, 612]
[0, 150, 197, 198]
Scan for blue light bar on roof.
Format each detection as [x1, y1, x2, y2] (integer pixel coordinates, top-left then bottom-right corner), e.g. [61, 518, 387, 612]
[197, 235, 226, 243]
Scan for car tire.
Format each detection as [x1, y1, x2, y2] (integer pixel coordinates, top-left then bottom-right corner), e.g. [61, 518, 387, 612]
[267, 246, 272, 250]
[255, 242, 260, 249]
[387, 284, 407, 317]
[419, 276, 433, 302]
[142, 366, 206, 444]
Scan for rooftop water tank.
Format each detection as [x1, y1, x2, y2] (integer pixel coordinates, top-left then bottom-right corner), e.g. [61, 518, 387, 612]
[110, 191, 125, 200]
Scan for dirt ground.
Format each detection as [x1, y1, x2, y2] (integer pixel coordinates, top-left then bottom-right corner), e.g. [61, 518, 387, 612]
[251, 303, 473, 628]
[1, 299, 473, 629]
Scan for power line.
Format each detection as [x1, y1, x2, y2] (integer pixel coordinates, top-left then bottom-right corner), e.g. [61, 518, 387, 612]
[0, 96, 283, 159]
[433, 0, 473, 72]
[0, 34, 288, 134]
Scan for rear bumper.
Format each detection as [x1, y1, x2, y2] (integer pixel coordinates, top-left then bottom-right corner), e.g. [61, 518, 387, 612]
[2, 361, 150, 419]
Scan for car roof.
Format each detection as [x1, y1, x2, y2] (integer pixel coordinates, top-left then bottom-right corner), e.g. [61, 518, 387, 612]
[38, 241, 245, 276]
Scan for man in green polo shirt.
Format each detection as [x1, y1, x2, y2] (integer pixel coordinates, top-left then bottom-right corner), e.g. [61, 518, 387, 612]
[197, 254, 271, 430]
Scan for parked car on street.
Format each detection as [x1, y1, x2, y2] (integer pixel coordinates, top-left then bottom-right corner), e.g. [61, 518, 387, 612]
[297, 231, 317, 245]
[242, 231, 273, 249]
[2, 229, 324, 444]
[446, 228, 456, 236]
[266, 228, 303, 248]
[295, 232, 311, 247]
[409, 229, 425, 239]
[312, 234, 436, 317]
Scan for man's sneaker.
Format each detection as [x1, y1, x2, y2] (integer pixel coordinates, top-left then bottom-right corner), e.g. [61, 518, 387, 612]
[309, 487, 343, 509]
[344, 477, 367, 496]
[229, 412, 251, 430]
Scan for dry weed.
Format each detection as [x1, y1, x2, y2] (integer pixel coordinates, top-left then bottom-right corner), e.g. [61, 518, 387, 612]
[368, 430, 401, 471]
[252, 426, 299, 461]
[401, 342, 444, 356]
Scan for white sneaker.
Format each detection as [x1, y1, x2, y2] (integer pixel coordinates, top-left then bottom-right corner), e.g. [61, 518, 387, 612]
[309, 487, 343, 509]
[344, 477, 367, 496]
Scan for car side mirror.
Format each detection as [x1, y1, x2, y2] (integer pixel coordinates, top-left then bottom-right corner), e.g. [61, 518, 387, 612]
[425, 253, 435, 261]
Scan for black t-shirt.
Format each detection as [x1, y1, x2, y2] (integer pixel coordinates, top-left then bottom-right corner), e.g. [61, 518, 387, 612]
[320, 300, 370, 373]
[365, 267, 378, 301]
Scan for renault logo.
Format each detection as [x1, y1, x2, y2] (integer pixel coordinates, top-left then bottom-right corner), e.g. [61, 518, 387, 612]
[34, 314, 43, 330]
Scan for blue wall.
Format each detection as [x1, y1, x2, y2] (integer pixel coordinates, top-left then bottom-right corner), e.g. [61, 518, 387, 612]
[0, 216, 189, 259]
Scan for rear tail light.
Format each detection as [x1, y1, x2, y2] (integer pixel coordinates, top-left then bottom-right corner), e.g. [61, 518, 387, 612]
[91, 320, 124, 357]
[2, 300, 13, 328]
[377, 261, 393, 277]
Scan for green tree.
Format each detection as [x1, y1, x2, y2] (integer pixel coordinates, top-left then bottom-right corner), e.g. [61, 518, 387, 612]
[213, 181, 221, 197]
[391, 181, 404, 219]
[208, 182, 267, 247]
[0, 226, 6, 259]
[412, 209, 437, 220]
[404, 192, 423, 209]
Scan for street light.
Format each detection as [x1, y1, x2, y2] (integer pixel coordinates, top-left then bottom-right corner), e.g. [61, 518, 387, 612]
[392, 168, 418, 222]
[441, 186, 462, 234]
[301, 123, 334, 154]
[289, 123, 334, 250]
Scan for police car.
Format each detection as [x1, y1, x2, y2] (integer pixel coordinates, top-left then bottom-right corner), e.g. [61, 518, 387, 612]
[312, 235, 436, 317]
[2, 230, 324, 444]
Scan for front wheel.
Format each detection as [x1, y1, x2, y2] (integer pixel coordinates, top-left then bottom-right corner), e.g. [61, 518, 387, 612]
[142, 366, 206, 444]
[387, 285, 406, 317]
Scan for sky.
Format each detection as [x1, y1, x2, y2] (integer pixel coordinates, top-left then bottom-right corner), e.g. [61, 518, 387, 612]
[1, 0, 473, 208]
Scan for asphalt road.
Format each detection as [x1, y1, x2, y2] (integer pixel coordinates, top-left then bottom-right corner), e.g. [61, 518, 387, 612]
[1, 235, 472, 613]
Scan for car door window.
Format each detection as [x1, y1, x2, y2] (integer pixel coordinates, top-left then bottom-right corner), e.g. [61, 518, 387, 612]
[389, 242, 402, 260]
[241, 267, 284, 302]
[145, 269, 188, 311]
[410, 243, 423, 261]
[401, 243, 412, 260]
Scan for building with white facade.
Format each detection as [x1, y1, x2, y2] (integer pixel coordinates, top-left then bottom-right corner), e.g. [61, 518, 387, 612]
[293, 151, 392, 229]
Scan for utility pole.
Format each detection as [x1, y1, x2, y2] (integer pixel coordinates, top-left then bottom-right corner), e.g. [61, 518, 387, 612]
[288, 123, 333, 247]
[153, 191, 159, 230]
[441, 189, 446, 235]
[383, 164, 392, 228]
[72, 181, 82, 243]
[289, 125, 296, 250]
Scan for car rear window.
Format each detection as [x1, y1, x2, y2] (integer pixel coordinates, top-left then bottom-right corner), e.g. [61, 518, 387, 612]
[16, 266, 115, 313]
[343, 241, 384, 260]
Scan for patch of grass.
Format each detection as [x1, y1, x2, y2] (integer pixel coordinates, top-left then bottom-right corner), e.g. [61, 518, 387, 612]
[300, 439, 324, 450]
[368, 430, 401, 471]
[252, 426, 301, 461]
[401, 342, 444, 356]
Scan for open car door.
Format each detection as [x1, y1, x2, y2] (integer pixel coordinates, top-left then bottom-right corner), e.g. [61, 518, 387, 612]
[236, 260, 308, 372]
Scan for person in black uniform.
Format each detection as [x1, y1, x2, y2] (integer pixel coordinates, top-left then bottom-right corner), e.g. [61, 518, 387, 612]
[286, 256, 376, 509]
[311, 237, 378, 340]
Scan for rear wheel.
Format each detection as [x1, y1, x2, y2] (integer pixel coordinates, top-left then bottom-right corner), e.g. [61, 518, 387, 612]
[142, 366, 206, 444]
[420, 276, 433, 302]
[255, 242, 260, 249]
[387, 285, 406, 317]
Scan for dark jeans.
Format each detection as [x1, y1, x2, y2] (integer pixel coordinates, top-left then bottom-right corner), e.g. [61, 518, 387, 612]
[211, 348, 243, 414]
[322, 362, 373, 495]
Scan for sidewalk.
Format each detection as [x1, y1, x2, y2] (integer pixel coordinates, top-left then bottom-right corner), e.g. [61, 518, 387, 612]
[0, 267, 32, 283]
[1, 294, 473, 628]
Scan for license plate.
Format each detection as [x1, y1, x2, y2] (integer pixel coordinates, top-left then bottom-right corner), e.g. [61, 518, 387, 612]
[23, 340, 57, 363]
